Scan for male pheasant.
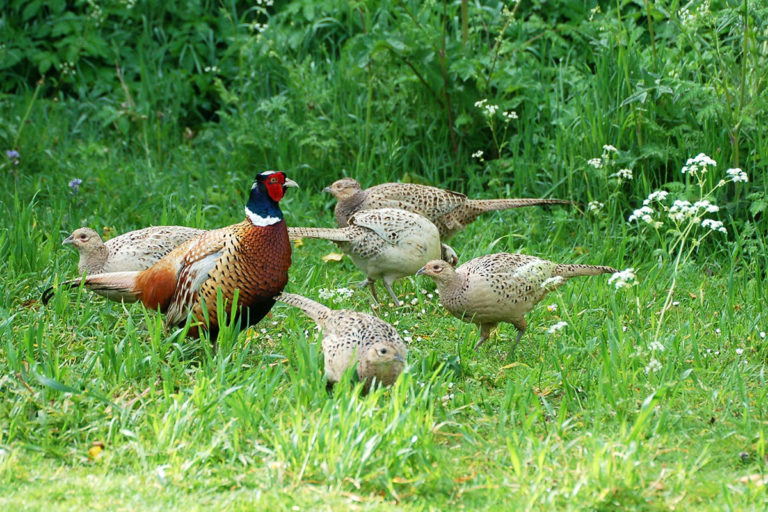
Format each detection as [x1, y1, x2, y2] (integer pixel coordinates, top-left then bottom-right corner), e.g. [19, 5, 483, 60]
[288, 208, 442, 306]
[277, 292, 407, 391]
[62, 226, 204, 275]
[43, 171, 297, 339]
[416, 253, 617, 356]
[325, 178, 572, 240]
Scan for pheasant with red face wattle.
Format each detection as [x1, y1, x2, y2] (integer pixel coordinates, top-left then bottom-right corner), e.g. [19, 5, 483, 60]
[43, 171, 298, 339]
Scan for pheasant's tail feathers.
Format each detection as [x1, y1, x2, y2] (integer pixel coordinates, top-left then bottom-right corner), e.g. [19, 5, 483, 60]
[276, 292, 332, 323]
[42, 278, 83, 305]
[41, 271, 140, 305]
[288, 227, 350, 243]
[554, 264, 618, 278]
[470, 198, 573, 212]
[83, 272, 141, 301]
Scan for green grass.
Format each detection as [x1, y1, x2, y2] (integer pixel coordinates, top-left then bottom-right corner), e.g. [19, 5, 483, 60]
[2, 1, 768, 508]
[1, 140, 766, 509]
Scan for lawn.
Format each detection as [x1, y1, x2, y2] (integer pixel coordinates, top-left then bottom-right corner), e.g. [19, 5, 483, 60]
[1, 1, 767, 510]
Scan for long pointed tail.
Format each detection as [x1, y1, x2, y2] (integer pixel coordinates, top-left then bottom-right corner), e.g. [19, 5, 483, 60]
[468, 198, 573, 212]
[276, 292, 332, 324]
[554, 264, 618, 278]
[288, 227, 351, 243]
[42, 271, 141, 305]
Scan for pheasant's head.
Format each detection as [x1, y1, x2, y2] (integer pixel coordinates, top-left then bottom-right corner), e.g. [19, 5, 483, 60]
[323, 178, 362, 202]
[255, 170, 299, 202]
[63, 227, 104, 254]
[416, 259, 456, 286]
[359, 340, 407, 387]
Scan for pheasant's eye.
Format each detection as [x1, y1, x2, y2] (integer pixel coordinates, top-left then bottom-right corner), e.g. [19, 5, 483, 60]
[269, 177, 278, 184]
[380, 348, 388, 354]
[80, 234, 87, 240]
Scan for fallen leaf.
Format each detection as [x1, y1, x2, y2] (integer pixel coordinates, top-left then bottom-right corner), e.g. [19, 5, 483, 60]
[89, 441, 105, 461]
[292, 238, 304, 248]
[738, 474, 768, 485]
[322, 252, 345, 262]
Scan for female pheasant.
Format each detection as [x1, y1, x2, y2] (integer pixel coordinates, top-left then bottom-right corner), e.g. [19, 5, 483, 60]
[44, 171, 298, 339]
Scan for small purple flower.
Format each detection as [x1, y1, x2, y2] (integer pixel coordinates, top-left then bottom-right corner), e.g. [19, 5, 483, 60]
[69, 178, 83, 193]
[6, 150, 20, 159]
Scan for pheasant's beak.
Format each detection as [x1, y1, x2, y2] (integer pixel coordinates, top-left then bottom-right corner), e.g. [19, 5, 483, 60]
[283, 178, 299, 189]
[415, 266, 426, 276]
[322, 186, 331, 194]
[62, 235, 74, 246]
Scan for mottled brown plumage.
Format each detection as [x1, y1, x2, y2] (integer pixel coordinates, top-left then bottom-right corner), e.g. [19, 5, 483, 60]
[277, 292, 407, 390]
[43, 171, 297, 339]
[288, 208, 441, 306]
[62, 226, 204, 275]
[325, 178, 572, 240]
[417, 253, 617, 354]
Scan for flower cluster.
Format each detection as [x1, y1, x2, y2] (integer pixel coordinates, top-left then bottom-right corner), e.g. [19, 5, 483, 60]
[547, 321, 567, 334]
[644, 358, 662, 374]
[474, 99, 499, 117]
[608, 268, 637, 289]
[587, 201, 604, 213]
[610, 168, 633, 182]
[726, 168, 748, 183]
[317, 287, 354, 303]
[681, 153, 717, 175]
[587, 158, 603, 169]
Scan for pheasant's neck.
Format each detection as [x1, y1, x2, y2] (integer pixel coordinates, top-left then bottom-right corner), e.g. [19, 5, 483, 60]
[336, 191, 366, 225]
[80, 245, 109, 274]
[245, 191, 283, 227]
[436, 270, 464, 297]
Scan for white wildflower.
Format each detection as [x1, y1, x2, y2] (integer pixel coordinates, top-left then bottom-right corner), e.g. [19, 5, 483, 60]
[608, 268, 637, 289]
[726, 167, 748, 183]
[547, 303, 558, 312]
[644, 358, 662, 374]
[643, 190, 668, 205]
[472, 150, 484, 160]
[411, 435, 418, 444]
[668, 200, 695, 222]
[602, 144, 618, 153]
[701, 219, 727, 234]
[693, 199, 719, 213]
[760, 331, 766, 339]
[628, 206, 655, 224]
[588, 158, 603, 169]
[611, 168, 633, 181]
[588, 201, 604, 213]
[648, 341, 665, 352]
[502, 111, 518, 121]
[474, 99, 487, 108]
[681, 153, 717, 175]
[715, 328, 721, 334]
[736, 348, 744, 355]
[547, 321, 568, 334]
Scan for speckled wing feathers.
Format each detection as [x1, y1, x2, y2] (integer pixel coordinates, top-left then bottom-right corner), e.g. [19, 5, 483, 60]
[103, 226, 205, 273]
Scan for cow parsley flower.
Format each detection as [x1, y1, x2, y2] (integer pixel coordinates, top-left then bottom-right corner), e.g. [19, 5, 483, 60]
[648, 341, 665, 352]
[611, 168, 633, 181]
[645, 358, 662, 374]
[608, 268, 637, 289]
[701, 219, 727, 233]
[547, 321, 568, 334]
[681, 153, 716, 175]
[726, 168, 748, 183]
[588, 201, 604, 213]
[588, 158, 603, 169]
[643, 190, 668, 205]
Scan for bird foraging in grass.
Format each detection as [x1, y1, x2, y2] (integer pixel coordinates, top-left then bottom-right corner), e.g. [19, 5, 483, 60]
[416, 253, 617, 356]
[276, 292, 407, 391]
[43, 171, 298, 340]
[62, 226, 204, 275]
[324, 178, 572, 241]
[288, 208, 442, 306]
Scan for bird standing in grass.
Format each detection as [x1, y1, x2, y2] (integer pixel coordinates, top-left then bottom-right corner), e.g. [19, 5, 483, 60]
[62, 226, 204, 275]
[43, 171, 298, 339]
[324, 178, 572, 241]
[416, 253, 617, 355]
[277, 292, 407, 391]
[288, 208, 442, 306]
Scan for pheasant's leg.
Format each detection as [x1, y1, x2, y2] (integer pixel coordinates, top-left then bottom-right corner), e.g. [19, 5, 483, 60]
[383, 278, 401, 307]
[509, 318, 527, 359]
[474, 323, 497, 350]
